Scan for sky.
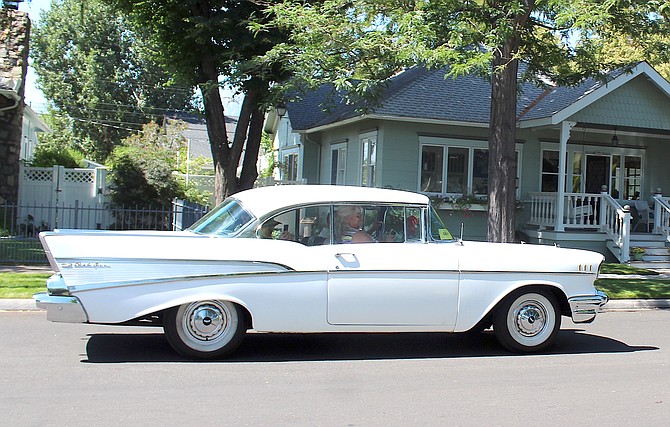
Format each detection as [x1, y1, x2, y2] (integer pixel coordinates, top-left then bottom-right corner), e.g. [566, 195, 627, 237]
[18, 0, 242, 116]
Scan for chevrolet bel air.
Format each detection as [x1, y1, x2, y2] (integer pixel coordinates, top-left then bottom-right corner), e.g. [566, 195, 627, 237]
[35, 185, 607, 359]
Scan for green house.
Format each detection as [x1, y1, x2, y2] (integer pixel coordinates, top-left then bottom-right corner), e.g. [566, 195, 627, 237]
[264, 62, 670, 265]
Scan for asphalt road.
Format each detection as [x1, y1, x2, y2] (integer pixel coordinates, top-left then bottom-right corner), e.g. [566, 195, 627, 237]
[1, 310, 669, 426]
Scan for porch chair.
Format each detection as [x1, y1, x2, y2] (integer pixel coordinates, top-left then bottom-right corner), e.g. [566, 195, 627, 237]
[632, 200, 654, 232]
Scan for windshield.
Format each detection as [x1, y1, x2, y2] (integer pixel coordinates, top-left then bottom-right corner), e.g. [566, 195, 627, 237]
[187, 198, 254, 236]
[429, 206, 454, 241]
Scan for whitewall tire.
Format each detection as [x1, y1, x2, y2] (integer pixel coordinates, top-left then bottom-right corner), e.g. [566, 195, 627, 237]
[164, 300, 245, 359]
[493, 289, 560, 353]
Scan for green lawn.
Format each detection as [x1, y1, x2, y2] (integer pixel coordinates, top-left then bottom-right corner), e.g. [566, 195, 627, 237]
[1, 263, 669, 300]
[595, 278, 670, 299]
[0, 272, 50, 299]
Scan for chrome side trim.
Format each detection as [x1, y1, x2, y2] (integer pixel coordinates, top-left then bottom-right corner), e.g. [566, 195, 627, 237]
[568, 291, 608, 323]
[34, 293, 88, 323]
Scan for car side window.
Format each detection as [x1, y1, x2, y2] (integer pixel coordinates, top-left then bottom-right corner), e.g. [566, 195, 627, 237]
[256, 205, 332, 246]
[329, 204, 424, 244]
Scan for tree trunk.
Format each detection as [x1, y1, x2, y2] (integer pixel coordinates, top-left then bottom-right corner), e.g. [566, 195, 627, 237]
[198, 59, 230, 205]
[487, 42, 519, 243]
[238, 106, 265, 190]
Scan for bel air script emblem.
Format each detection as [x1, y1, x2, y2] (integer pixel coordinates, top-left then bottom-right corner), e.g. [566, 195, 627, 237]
[61, 262, 111, 269]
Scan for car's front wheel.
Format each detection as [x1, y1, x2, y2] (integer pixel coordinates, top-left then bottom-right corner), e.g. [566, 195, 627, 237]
[493, 289, 560, 353]
[164, 300, 245, 359]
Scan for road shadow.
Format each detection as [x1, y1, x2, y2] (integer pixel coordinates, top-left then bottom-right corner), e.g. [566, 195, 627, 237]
[82, 328, 658, 363]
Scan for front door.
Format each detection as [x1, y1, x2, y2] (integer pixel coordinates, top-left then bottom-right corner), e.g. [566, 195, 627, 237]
[585, 155, 610, 194]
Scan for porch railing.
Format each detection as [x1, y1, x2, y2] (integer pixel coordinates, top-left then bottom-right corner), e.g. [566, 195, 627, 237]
[528, 192, 603, 229]
[529, 191, 632, 262]
[600, 194, 631, 263]
[653, 194, 670, 242]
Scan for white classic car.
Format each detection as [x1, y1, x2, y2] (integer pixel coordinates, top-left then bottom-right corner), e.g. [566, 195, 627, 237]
[35, 185, 607, 359]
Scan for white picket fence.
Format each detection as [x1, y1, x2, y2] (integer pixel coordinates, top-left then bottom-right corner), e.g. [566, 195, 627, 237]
[18, 165, 110, 229]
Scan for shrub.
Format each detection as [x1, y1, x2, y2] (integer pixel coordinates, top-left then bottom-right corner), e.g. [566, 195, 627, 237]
[27, 144, 85, 168]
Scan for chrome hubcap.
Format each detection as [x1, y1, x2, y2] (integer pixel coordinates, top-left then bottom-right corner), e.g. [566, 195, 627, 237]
[514, 303, 546, 337]
[186, 302, 227, 341]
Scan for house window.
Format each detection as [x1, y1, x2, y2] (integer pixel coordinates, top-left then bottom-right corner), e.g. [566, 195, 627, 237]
[446, 147, 468, 194]
[571, 153, 583, 192]
[361, 133, 377, 187]
[419, 139, 520, 197]
[541, 150, 559, 192]
[623, 156, 642, 199]
[472, 148, 488, 195]
[611, 155, 621, 199]
[611, 155, 644, 199]
[283, 153, 298, 181]
[330, 143, 347, 185]
[420, 145, 444, 192]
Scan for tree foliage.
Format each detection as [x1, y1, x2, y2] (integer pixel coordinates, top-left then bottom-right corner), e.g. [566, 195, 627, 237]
[109, 0, 290, 203]
[30, 0, 195, 161]
[106, 121, 187, 208]
[266, 0, 670, 242]
[27, 145, 85, 169]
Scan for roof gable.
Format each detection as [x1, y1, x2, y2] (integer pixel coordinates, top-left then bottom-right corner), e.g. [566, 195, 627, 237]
[569, 75, 670, 130]
[520, 62, 670, 126]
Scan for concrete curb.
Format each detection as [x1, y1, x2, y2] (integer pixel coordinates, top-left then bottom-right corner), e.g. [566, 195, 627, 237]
[0, 299, 42, 311]
[603, 299, 670, 310]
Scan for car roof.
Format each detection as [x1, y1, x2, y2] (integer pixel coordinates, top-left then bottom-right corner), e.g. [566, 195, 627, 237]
[232, 185, 430, 217]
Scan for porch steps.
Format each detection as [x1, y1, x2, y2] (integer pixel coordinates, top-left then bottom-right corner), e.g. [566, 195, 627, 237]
[607, 233, 670, 268]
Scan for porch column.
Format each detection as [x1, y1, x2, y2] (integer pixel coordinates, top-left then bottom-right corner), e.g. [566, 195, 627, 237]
[555, 121, 576, 231]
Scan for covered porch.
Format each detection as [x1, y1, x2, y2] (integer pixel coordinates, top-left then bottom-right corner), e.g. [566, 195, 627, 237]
[525, 190, 670, 265]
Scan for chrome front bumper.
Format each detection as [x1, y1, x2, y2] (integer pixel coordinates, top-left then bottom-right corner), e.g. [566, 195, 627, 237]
[568, 291, 609, 323]
[33, 274, 88, 323]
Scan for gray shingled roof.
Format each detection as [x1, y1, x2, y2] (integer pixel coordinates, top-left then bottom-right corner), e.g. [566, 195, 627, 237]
[167, 113, 238, 159]
[286, 66, 627, 130]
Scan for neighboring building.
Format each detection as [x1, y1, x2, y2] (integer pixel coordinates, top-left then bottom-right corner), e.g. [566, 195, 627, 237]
[168, 114, 245, 205]
[265, 62, 670, 264]
[19, 104, 50, 162]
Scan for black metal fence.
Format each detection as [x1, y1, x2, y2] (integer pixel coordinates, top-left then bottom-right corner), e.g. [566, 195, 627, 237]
[0, 199, 209, 263]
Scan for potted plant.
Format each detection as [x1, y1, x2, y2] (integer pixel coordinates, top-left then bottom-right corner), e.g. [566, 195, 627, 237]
[630, 246, 646, 261]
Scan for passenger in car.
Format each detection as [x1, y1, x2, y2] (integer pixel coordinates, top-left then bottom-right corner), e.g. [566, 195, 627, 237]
[258, 219, 294, 240]
[334, 206, 374, 243]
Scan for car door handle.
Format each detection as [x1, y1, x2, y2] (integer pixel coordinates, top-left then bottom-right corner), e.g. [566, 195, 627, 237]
[335, 252, 360, 268]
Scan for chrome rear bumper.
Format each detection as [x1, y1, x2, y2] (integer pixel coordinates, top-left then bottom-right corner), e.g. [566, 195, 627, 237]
[34, 293, 88, 323]
[33, 274, 88, 323]
[568, 291, 609, 323]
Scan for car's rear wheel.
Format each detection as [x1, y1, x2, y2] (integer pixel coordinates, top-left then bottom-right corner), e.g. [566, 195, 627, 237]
[493, 289, 560, 353]
[164, 300, 245, 359]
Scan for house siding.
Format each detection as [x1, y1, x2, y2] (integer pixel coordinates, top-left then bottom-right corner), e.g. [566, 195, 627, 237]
[645, 139, 670, 195]
[378, 122, 420, 191]
[570, 76, 670, 129]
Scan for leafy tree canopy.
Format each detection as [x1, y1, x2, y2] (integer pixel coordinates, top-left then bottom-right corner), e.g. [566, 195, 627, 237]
[263, 0, 669, 242]
[265, 0, 669, 93]
[109, 0, 290, 202]
[30, 0, 195, 161]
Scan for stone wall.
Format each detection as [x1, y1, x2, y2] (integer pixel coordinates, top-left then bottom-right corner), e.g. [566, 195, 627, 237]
[0, 8, 30, 204]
